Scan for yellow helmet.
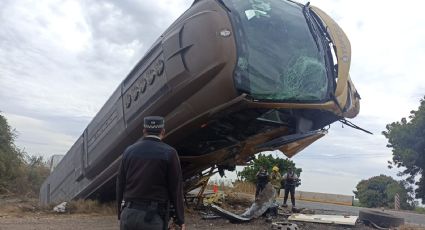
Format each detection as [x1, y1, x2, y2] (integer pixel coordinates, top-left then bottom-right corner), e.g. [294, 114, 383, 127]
[272, 166, 279, 172]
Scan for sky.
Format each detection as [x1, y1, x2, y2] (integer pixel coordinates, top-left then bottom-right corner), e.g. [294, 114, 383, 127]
[1, 0, 424, 196]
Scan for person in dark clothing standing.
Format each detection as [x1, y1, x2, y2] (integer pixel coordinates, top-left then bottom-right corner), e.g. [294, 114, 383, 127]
[255, 166, 269, 199]
[282, 166, 298, 209]
[116, 116, 185, 230]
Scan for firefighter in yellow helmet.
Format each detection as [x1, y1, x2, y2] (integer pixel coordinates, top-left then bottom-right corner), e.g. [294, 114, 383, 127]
[270, 166, 282, 199]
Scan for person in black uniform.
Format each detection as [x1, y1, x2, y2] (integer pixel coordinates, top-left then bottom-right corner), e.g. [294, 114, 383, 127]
[255, 166, 269, 199]
[116, 116, 185, 230]
[282, 166, 298, 209]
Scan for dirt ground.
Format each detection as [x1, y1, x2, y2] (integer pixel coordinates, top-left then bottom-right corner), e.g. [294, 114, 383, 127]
[0, 196, 375, 230]
[2, 187, 423, 230]
[0, 211, 375, 230]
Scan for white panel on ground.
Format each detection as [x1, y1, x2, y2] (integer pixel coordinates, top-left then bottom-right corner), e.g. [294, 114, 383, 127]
[288, 214, 358, 226]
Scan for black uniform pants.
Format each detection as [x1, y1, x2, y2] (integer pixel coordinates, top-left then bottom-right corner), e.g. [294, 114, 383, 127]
[255, 183, 266, 197]
[120, 207, 164, 230]
[283, 186, 296, 206]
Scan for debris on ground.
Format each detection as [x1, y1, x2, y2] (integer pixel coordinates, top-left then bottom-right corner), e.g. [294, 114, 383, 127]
[0, 195, 394, 229]
[53, 202, 67, 213]
[210, 183, 277, 222]
[210, 204, 250, 222]
[241, 183, 276, 219]
[359, 210, 404, 228]
[200, 210, 221, 220]
[288, 213, 358, 226]
[299, 208, 315, 214]
[271, 221, 299, 230]
[204, 192, 222, 205]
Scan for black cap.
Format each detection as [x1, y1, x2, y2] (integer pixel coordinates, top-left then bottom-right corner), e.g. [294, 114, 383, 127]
[144, 116, 165, 130]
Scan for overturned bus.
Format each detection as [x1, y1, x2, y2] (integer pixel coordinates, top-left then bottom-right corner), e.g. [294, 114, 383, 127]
[40, 0, 361, 204]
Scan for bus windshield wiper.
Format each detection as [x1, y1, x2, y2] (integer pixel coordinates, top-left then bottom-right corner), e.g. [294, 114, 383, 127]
[310, 10, 335, 63]
[302, 2, 322, 53]
[304, 4, 337, 84]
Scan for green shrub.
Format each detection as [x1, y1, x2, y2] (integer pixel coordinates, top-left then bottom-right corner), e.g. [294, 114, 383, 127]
[237, 153, 301, 184]
[0, 113, 49, 197]
[354, 174, 414, 210]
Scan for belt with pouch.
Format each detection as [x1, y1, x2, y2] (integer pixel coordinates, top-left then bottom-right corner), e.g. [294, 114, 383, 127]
[124, 200, 168, 223]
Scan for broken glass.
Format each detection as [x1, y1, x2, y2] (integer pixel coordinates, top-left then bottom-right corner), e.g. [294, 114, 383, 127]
[225, 0, 333, 102]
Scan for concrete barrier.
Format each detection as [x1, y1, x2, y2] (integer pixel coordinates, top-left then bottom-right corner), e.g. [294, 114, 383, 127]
[279, 190, 353, 206]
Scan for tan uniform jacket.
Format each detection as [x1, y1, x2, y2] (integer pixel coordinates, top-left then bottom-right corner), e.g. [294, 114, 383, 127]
[270, 171, 282, 189]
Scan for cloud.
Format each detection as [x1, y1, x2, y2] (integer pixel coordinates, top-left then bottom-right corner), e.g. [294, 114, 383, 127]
[4, 113, 78, 156]
[309, 0, 425, 123]
[0, 0, 193, 121]
[0, 0, 191, 156]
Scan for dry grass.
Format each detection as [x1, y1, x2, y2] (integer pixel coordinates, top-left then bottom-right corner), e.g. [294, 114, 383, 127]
[205, 184, 232, 193]
[67, 199, 115, 215]
[0, 196, 46, 216]
[0, 196, 116, 216]
[231, 181, 256, 194]
[210, 181, 256, 210]
[224, 192, 254, 207]
[399, 225, 425, 230]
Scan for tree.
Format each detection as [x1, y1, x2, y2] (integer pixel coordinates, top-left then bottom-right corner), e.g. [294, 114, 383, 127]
[0, 113, 50, 196]
[237, 153, 301, 184]
[382, 96, 425, 203]
[354, 174, 414, 209]
[0, 113, 24, 193]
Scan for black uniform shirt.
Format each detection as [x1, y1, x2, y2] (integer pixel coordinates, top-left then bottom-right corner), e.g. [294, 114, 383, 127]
[283, 172, 298, 188]
[116, 136, 184, 225]
[257, 171, 269, 185]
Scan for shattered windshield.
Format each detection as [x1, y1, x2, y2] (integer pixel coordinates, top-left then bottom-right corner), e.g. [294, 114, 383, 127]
[224, 0, 332, 102]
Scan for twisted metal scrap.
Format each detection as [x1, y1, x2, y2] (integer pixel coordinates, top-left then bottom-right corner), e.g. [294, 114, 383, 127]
[241, 183, 276, 219]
